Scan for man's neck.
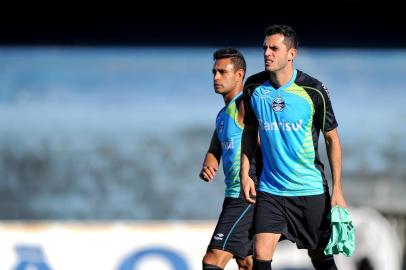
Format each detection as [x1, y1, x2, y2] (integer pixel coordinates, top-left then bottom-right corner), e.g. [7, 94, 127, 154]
[269, 66, 294, 88]
[223, 88, 242, 106]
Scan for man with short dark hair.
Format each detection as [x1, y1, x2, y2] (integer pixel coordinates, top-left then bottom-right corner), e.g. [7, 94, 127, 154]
[241, 24, 347, 270]
[200, 47, 261, 270]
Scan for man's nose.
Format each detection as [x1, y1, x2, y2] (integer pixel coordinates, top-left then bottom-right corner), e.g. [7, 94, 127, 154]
[264, 48, 271, 56]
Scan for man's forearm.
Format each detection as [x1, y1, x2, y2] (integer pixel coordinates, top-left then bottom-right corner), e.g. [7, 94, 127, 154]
[241, 153, 251, 177]
[325, 130, 343, 191]
[241, 125, 258, 177]
[325, 129, 347, 207]
[203, 152, 219, 169]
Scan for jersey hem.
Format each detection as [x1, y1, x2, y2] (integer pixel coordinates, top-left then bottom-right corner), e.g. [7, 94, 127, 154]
[259, 188, 324, 197]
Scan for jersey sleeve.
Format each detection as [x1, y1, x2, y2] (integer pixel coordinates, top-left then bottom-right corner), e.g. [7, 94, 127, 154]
[242, 85, 259, 127]
[208, 129, 222, 158]
[315, 82, 338, 132]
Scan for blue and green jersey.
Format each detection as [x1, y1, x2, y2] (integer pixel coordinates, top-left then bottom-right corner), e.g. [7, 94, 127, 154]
[243, 69, 337, 196]
[215, 93, 244, 198]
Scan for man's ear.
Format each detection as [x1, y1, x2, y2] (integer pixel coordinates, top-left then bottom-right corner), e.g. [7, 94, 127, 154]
[288, 48, 297, 62]
[236, 69, 245, 81]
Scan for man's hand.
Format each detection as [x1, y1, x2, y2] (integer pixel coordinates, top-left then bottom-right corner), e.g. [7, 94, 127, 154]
[241, 175, 256, 204]
[331, 188, 347, 208]
[199, 166, 218, 182]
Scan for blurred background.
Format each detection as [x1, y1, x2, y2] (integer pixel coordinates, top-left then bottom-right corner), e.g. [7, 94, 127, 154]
[1, 2, 405, 270]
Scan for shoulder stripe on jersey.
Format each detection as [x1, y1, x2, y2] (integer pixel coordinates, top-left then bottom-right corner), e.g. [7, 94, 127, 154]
[226, 92, 244, 129]
[302, 86, 326, 131]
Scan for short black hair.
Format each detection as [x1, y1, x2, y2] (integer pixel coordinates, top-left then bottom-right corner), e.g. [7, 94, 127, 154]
[265, 24, 298, 49]
[213, 47, 246, 74]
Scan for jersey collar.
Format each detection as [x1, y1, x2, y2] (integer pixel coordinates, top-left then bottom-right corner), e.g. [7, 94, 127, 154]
[266, 69, 297, 91]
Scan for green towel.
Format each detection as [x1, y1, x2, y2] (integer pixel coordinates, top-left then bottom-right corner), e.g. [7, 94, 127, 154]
[324, 206, 355, 257]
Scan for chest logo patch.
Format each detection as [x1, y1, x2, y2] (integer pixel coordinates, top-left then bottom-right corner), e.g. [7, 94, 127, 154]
[272, 96, 285, 112]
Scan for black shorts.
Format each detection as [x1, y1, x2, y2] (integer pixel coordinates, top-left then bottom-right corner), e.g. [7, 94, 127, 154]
[208, 197, 254, 259]
[254, 191, 331, 250]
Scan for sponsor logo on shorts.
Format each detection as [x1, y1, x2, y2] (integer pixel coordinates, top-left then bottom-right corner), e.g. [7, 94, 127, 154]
[213, 233, 224, 241]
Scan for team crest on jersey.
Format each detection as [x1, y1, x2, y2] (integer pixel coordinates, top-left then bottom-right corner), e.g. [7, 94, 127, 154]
[272, 96, 285, 112]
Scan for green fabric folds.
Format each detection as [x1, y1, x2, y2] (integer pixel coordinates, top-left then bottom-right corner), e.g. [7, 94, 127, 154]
[324, 206, 356, 257]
